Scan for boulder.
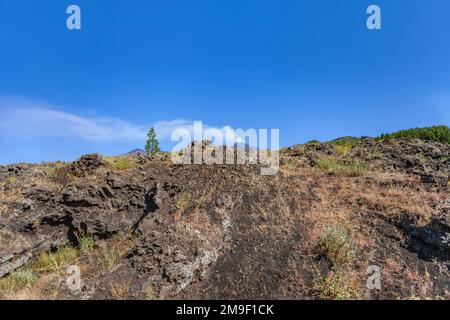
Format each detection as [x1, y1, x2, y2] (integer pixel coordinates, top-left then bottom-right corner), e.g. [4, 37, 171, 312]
[70, 154, 104, 177]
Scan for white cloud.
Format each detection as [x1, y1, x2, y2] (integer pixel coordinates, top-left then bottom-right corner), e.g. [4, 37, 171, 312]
[153, 120, 245, 143]
[152, 119, 195, 139]
[0, 96, 147, 141]
[0, 96, 245, 145]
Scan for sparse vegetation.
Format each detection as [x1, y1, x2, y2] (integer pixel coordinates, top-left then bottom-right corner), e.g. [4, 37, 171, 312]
[316, 157, 365, 176]
[313, 268, 357, 300]
[8, 176, 17, 184]
[367, 148, 384, 160]
[282, 158, 301, 171]
[104, 157, 136, 171]
[32, 246, 78, 272]
[100, 244, 117, 270]
[0, 270, 37, 293]
[0, 233, 133, 299]
[291, 144, 306, 154]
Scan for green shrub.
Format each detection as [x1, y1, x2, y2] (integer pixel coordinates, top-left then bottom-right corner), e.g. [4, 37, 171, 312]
[114, 159, 132, 170]
[174, 193, 191, 211]
[317, 227, 357, 266]
[76, 233, 94, 253]
[378, 125, 450, 144]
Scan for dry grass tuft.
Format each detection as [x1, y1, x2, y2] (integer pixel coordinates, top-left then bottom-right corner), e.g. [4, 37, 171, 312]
[103, 156, 137, 171]
[313, 267, 359, 300]
[32, 246, 79, 273]
[110, 281, 130, 300]
[0, 270, 37, 293]
[333, 145, 352, 156]
[174, 193, 191, 211]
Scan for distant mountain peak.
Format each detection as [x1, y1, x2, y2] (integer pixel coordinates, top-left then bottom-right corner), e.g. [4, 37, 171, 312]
[234, 142, 255, 151]
[124, 148, 146, 156]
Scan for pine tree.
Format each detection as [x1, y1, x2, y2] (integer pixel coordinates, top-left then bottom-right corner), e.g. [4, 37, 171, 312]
[145, 127, 160, 156]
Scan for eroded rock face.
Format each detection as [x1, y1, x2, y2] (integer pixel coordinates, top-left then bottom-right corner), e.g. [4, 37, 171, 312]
[63, 173, 156, 237]
[0, 169, 158, 277]
[126, 191, 235, 298]
[435, 199, 450, 231]
[393, 217, 450, 264]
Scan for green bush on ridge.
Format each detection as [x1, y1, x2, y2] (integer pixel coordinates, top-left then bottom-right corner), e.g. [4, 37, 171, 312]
[378, 125, 450, 144]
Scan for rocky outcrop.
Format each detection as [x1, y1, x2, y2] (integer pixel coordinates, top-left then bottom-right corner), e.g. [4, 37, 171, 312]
[70, 154, 104, 177]
[63, 173, 156, 237]
[356, 139, 449, 190]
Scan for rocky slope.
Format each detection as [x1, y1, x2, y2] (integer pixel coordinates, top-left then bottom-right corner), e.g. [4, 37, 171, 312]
[0, 138, 449, 300]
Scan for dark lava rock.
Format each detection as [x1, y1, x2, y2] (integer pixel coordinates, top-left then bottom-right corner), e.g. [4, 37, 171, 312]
[70, 154, 104, 177]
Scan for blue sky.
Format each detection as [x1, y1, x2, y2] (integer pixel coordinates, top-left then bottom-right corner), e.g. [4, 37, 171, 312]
[0, 0, 449, 164]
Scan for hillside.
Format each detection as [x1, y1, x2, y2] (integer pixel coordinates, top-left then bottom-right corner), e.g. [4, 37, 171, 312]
[0, 138, 449, 300]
